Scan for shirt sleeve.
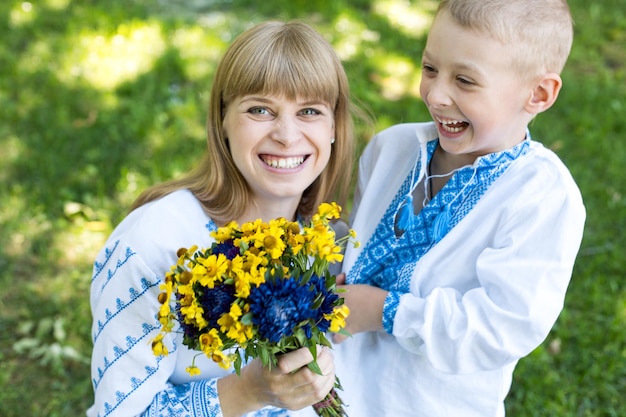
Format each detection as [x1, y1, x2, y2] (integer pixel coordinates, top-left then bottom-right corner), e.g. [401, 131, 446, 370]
[89, 237, 224, 417]
[387, 168, 586, 374]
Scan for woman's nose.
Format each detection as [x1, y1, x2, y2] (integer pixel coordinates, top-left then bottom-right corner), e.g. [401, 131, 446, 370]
[270, 114, 302, 146]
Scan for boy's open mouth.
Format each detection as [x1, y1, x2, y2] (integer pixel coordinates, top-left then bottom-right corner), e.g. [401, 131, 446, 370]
[437, 117, 469, 134]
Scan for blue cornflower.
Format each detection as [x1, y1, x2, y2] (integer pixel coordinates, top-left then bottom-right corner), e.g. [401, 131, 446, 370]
[305, 275, 338, 335]
[248, 277, 318, 343]
[175, 284, 235, 341]
[212, 239, 240, 260]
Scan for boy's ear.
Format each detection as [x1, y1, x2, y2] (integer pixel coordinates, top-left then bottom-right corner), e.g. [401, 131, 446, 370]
[525, 73, 562, 115]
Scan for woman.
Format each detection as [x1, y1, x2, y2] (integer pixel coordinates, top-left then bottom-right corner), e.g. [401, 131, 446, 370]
[88, 20, 355, 417]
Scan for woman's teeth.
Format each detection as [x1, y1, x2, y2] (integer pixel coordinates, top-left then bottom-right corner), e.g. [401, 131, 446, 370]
[262, 156, 305, 169]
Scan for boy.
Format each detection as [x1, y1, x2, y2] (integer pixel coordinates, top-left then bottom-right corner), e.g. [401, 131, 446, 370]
[331, 1, 585, 416]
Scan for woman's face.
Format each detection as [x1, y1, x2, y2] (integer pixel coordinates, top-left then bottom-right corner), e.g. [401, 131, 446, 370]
[222, 94, 335, 221]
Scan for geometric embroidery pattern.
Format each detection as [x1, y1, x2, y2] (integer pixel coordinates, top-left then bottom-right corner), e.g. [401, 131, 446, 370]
[347, 138, 530, 332]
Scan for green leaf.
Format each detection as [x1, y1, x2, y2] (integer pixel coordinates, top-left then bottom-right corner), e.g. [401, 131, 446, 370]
[291, 266, 301, 280]
[234, 355, 243, 375]
[303, 267, 314, 281]
[260, 347, 270, 367]
[312, 293, 324, 309]
[294, 328, 308, 347]
[241, 312, 253, 325]
[308, 343, 318, 361]
[337, 328, 352, 337]
[318, 332, 332, 347]
[307, 360, 323, 375]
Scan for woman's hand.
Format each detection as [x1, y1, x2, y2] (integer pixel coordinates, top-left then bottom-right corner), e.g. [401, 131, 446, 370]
[218, 346, 335, 417]
[332, 273, 388, 343]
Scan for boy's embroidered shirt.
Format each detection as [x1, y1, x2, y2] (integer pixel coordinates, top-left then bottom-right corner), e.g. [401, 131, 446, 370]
[334, 121, 585, 417]
[347, 137, 530, 294]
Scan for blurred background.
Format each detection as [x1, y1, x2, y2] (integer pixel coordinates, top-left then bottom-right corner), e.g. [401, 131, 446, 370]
[0, 0, 624, 416]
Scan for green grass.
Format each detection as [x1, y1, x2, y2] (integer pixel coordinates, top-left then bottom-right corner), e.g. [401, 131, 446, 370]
[1, 0, 624, 416]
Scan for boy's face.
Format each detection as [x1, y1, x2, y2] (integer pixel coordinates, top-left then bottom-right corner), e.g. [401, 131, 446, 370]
[420, 10, 535, 159]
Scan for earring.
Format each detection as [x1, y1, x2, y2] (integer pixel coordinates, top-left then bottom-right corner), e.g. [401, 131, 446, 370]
[330, 137, 335, 144]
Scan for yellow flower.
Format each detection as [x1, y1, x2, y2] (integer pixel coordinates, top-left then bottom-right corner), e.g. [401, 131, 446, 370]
[212, 222, 238, 242]
[239, 218, 263, 243]
[302, 221, 343, 263]
[186, 365, 201, 376]
[254, 222, 286, 259]
[199, 328, 224, 354]
[326, 304, 350, 333]
[218, 304, 253, 344]
[176, 245, 198, 266]
[242, 252, 268, 286]
[320, 244, 344, 264]
[151, 333, 169, 356]
[229, 255, 244, 277]
[234, 274, 251, 298]
[194, 253, 229, 288]
[212, 350, 233, 369]
[284, 221, 305, 254]
[181, 301, 207, 329]
[157, 277, 175, 329]
[316, 202, 341, 219]
[198, 329, 233, 368]
[158, 303, 172, 328]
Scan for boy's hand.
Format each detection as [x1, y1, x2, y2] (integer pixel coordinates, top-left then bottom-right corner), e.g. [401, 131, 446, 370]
[333, 274, 387, 343]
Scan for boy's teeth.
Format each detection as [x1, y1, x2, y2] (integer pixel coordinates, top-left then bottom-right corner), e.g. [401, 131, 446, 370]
[438, 117, 467, 133]
[263, 156, 305, 169]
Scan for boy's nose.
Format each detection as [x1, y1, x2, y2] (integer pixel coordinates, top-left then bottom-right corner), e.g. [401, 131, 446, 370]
[425, 80, 453, 108]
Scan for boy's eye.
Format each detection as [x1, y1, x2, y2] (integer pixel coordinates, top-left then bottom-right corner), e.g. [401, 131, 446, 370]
[422, 64, 437, 74]
[457, 77, 475, 86]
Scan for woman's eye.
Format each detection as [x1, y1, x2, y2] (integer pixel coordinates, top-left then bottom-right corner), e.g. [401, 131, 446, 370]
[300, 108, 322, 116]
[248, 106, 271, 115]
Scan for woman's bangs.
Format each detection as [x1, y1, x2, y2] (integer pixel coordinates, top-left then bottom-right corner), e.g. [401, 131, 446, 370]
[229, 46, 338, 106]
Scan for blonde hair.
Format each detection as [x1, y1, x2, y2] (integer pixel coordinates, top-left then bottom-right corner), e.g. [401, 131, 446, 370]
[131, 21, 355, 223]
[438, 0, 573, 78]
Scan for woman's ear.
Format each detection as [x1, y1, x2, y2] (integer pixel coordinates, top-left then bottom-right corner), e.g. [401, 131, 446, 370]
[525, 73, 562, 115]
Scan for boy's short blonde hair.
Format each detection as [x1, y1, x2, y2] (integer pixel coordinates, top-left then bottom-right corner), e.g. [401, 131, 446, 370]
[438, 0, 573, 79]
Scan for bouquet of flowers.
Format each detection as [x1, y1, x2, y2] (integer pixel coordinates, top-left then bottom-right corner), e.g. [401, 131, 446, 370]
[151, 202, 357, 417]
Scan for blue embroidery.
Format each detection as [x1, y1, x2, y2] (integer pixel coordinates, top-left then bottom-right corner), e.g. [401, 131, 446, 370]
[206, 219, 217, 232]
[94, 244, 136, 294]
[92, 240, 120, 282]
[92, 278, 161, 343]
[383, 292, 402, 333]
[100, 355, 170, 417]
[92, 321, 161, 389]
[190, 379, 222, 416]
[348, 139, 530, 333]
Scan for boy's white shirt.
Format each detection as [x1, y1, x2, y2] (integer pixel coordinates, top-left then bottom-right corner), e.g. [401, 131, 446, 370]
[321, 121, 586, 417]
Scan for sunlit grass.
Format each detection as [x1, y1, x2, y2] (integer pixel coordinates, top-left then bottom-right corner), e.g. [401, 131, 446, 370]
[9, 2, 36, 26]
[370, 53, 421, 100]
[60, 22, 166, 91]
[171, 25, 228, 80]
[372, 0, 435, 38]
